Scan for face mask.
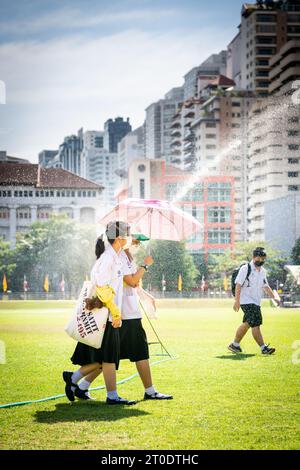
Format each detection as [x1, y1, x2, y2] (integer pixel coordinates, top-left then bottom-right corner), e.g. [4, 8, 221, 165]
[122, 236, 133, 250]
[254, 261, 265, 267]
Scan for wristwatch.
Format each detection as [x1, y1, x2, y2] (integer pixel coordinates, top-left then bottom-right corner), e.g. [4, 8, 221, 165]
[140, 264, 149, 271]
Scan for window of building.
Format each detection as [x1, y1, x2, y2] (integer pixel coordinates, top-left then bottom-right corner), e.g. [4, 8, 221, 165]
[288, 185, 299, 191]
[0, 208, 9, 219]
[208, 228, 231, 244]
[56, 191, 60, 197]
[289, 144, 299, 151]
[288, 172, 299, 178]
[166, 183, 178, 200]
[208, 182, 231, 202]
[78, 191, 81, 197]
[288, 158, 299, 164]
[208, 207, 231, 223]
[140, 179, 145, 199]
[288, 130, 299, 137]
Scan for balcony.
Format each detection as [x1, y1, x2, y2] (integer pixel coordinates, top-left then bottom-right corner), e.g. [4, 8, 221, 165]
[171, 129, 182, 138]
[171, 139, 181, 147]
[170, 120, 181, 129]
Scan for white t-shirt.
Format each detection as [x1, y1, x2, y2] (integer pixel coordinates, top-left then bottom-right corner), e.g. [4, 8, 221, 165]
[235, 260, 269, 307]
[90, 244, 125, 322]
[120, 251, 142, 320]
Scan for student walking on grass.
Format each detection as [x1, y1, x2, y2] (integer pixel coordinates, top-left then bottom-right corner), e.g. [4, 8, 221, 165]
[228, 247, 280, 355]
[63, 220, 136, 405]
[119, 235, 173, 401]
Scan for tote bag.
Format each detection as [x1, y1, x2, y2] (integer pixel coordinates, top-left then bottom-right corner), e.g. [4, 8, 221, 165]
[65, 281, 108, 349]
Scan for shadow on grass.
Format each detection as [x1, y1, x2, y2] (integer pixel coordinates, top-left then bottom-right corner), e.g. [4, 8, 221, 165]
[215, 354, 256, 361]
[34, 400, 150, 424]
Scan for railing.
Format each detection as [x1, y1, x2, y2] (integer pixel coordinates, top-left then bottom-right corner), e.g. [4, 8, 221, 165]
[0, 291, 234, 301]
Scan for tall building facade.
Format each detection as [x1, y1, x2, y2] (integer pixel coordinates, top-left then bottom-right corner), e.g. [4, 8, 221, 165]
[80, 130, 118, 211]
[104, 117, 132, 153]
[117, 126, 144, 177]
[38, 150, 58, 167]
[115, 159, 235, 258]
[144, 87, 184, 163]
[45, 129, 83, 173]
[248, 80, 300, 240]
[240, 0, 300, 96]
[183, 52, 227, 100]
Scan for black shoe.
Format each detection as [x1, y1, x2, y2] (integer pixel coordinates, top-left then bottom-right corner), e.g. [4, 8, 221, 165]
[74, 386, 95, 400]
[228, 343, 242, 354]
[63, 371, 77, 402]
[106, 397, 137, 405]
[144, 392, 173, 400]
[262, 344, 276, 355]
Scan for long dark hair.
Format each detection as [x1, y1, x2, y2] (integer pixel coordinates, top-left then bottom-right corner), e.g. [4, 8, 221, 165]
[95, 221, 130, 259]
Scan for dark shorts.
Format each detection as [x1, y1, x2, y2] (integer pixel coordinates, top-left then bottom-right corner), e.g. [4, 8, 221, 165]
[241, 304, 263, 328]
[119, 319, 149, 363]
[71, 321, 120, 370]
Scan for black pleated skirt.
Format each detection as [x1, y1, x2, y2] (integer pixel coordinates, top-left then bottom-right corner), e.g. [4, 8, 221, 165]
[71, 321, 120, 370]
[119, 319, 149, 362]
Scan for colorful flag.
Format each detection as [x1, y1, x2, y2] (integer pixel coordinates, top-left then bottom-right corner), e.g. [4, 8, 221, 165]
[60, 275, 65, 293]
[3, 274, 7, 293]
[178, 274, 182, 292]
[23, 275, 29, 292]
[223, 275, 229, 291]
[44, 275, 49, 293]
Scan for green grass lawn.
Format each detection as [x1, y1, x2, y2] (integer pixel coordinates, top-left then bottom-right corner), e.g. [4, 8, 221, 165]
[0, 299, 299, 450]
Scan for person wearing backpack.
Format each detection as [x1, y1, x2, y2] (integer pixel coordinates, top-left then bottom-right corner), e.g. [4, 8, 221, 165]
[228, 247, 280, 355]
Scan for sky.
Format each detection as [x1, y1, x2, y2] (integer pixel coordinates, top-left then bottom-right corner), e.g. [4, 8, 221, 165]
[0, 0, 244, 163]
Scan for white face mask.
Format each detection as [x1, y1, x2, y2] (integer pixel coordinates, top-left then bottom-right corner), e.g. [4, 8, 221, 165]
[122, 235, 133, 250]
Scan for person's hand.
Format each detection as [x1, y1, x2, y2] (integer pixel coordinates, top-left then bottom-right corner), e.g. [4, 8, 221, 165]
[144, 255, 154, 266]
[112, 318, 122, 328]
[233, 301, 240, 312]
[274, 298, 281, 306]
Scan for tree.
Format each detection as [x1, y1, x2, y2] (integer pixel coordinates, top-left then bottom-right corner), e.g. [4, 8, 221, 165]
[0, 238, 16, 292]
[291, 237, 300, 265]
[10, 215, 97, 293]
[209, 241, 288, 289]
[135, 240, 199, 292]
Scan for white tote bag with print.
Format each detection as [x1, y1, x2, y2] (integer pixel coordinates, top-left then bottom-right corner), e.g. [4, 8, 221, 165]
[65, 281, 108, 349]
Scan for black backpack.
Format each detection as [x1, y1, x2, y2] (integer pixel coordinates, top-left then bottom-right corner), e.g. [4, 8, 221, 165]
[231, 263, 251, 296]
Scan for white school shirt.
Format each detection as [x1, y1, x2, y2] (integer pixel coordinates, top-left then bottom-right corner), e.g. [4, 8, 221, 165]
[90, 244, 125, 322]
[120, 251, 142, 320]
[235, 260, 269, 307]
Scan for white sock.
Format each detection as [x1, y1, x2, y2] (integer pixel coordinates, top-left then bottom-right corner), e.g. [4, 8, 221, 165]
[78, 379, 91, 391]
[233, 341, 240, 347]
[71, 370, 83, 384]
[145, 386, 157, 396]
[107, 390, 119, 400]
[261, 344, 266, 351]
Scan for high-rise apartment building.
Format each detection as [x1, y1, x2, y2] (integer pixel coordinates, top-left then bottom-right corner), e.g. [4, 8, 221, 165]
[104, 117, 132, 153]
[239, 0, 300, 96]
[144, 87, 184, 163]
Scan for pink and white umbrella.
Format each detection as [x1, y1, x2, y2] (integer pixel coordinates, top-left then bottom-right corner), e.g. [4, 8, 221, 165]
[99, 198, 202, 242]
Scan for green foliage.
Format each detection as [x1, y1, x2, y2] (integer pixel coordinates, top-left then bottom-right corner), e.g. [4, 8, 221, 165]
[5, 215, 98, 293]
[0, 238, 16, 291]
[291, 237, 300, 265]
[135, 240, 199, 291]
